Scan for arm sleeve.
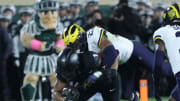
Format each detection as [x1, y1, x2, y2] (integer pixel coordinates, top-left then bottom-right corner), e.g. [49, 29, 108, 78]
[153, 28, 164, 44]
[101, 45, 119, 70]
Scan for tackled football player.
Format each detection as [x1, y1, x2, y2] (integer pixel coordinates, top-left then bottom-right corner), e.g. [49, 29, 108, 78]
[53, 24, 121, 101]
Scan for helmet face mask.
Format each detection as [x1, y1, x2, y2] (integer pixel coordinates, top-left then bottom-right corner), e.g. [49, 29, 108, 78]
[63, 24, 86, 49]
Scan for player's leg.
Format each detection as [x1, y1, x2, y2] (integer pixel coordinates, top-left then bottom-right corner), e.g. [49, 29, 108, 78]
[169, 85, 180, 101]
[77, 82, 99, 101]
[20, 73, 39, 101]
[175, 72, 180, 100]
[132, 40, 173, 75]
[101, 70, 122, 101]
[131, 41, 168, 101]
[131, 41, 154, 71]
[119, 64, 136, 100]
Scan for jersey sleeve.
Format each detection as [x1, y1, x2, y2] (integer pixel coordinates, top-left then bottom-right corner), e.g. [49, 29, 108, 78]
[153, 27, 165, 44]
[86, 26, 106, 52]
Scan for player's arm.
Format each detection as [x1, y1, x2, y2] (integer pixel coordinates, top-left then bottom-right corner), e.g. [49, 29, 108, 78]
[153, 36, 166, 72]
[99, 35, 119, 70]
[86, 30, 119, 85]
[53, 80, 67, 101]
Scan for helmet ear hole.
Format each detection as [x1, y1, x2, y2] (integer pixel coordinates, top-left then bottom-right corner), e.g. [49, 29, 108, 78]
[71, 26, 76, 34]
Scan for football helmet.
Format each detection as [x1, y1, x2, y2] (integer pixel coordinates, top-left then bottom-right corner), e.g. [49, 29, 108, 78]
[19, 7, 34, 16]
[63, 24, 85, 47]
[1, 5, 16, 15]
[34, 0, 59, 30]
[163, 3, 180, 24]
[35, 0, 59, 11]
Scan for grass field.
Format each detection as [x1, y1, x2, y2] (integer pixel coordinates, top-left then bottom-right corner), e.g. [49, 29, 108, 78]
[121, 97, 169, 101]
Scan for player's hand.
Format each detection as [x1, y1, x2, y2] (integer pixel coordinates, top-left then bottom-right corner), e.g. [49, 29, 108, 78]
[86, 71, 102, 85]
[56, 45, 64, 53]
[52, 89, 65, 101]
[40, 42, 46, 51]
[15, 59, 20, 67]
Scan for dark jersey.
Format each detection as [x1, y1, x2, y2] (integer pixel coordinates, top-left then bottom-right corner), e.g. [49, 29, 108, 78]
[56, 48, 100, 84]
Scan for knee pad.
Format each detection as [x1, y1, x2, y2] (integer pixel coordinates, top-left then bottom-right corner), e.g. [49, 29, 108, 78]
[170, 86, 180, 101]
[20, 83, 36, 101]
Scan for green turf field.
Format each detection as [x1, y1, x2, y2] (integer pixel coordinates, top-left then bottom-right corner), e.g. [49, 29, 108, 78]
[120, 97, 169, 101]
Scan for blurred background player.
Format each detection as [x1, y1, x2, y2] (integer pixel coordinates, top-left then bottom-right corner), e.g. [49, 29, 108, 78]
[84, 0, 99, 16]
[0, 13, 13, 101]
[1, 5, 16, 20]
[20, 0, 64, 100]
[1, 5, 17, 37]
[12, 7, 33, 69]
[69, 0, 85, 27]
[58, 2, 71, 27]
[10, 7, 34, 101]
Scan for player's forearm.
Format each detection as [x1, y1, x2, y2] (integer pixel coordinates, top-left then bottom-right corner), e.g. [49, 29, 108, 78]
[99, 36, 119, 70]
[53, 91, 64, 101]
[53, 80, 67, 101]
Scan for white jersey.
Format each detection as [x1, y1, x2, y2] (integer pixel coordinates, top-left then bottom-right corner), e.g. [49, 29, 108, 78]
[153, 25, 180, 74]
[86, 26, 134, 64]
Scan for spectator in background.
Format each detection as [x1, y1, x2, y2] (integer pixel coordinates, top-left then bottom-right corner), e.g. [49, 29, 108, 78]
[138, 9, 154, 50]
[84, 0, 99, 15]
[151, 3, 165, 31]
[59, 2, 71, 27]
[108, 0, 141, 40]
[136, 0, 152, 14]
[83, 0, 100, 28]
[84, 10, 105, 30]
[1, 5, 17, 37]
[0, 14, 12, 101]
[12, 7, 33, 68]
[1, 5, 16, 19]
[69, 0, 85, 26]
[10, 7, 34, 101]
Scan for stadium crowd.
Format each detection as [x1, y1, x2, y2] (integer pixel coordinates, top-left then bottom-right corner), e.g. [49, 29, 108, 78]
[0, 0, 177, 101]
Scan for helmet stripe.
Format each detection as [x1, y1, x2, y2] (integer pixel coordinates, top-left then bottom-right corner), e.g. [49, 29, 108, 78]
[170, 5, 180, 18]
[173, 3, 180, 13]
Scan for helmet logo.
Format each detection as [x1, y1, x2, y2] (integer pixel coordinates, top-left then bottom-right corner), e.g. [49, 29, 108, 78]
[39, 10, 57, 29]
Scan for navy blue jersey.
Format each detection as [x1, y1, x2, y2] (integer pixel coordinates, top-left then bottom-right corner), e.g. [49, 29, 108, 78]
[56, 48, 99, 84]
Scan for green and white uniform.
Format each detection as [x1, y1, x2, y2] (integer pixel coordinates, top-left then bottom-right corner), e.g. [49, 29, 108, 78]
[21, 20, 64, 76]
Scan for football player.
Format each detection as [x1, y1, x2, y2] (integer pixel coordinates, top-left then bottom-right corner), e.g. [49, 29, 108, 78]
[53, 24, 121, 101]
[153, 3, 180, 101]
[60, 23, 173, 101]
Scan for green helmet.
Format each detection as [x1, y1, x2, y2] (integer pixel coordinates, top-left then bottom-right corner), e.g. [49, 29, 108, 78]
[35, 0, 59, 11]
[34, 0, 59, 30]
